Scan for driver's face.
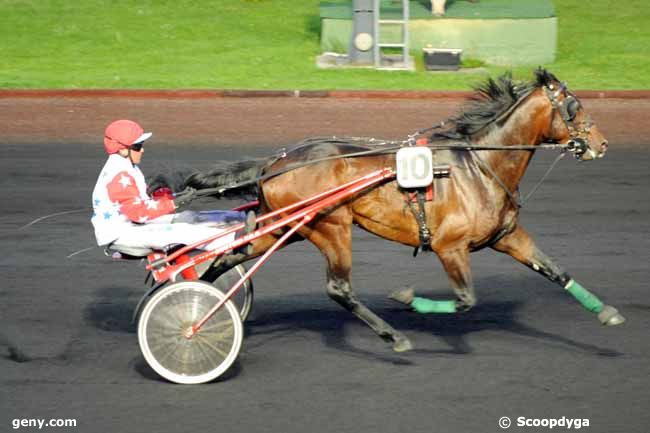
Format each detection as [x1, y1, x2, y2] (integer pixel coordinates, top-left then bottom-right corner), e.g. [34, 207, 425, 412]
[130, 146, 144, 164]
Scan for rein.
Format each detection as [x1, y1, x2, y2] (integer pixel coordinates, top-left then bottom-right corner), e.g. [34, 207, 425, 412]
[195, 138, 571, 203]
[472, 149, 567, 209]
[193, 85, 591, 207]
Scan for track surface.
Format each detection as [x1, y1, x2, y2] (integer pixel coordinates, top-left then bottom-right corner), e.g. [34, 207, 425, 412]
[1, 138, 650, 431]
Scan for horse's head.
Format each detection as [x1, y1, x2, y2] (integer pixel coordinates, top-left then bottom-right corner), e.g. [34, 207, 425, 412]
[443, 69, 608, 162]
[538, 70, 608, 161]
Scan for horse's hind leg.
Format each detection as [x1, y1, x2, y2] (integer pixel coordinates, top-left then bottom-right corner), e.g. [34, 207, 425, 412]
[389, 248, 475, 314]
[491, 225, 625, 325]
[308, 218, 413, 352]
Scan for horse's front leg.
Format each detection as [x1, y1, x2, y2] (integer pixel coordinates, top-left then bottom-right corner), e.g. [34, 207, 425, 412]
[389, 248, 475, 314]
[491, 225, 625, 325]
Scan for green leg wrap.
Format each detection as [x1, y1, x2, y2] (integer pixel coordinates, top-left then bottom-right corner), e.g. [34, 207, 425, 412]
[411, 297, 457, 314]
[565, 279, 604, 313]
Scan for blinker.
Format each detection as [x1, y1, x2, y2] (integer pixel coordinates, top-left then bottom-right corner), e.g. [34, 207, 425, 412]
[565, 97, 580, 121]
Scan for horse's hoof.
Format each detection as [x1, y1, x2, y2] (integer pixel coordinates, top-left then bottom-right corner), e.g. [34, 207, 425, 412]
[388, 288, 415, 305]
[393, 336, 413, 353]
[598, 305, 626, 326]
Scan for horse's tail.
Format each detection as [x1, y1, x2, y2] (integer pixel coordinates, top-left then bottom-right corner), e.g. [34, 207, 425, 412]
[186, 159, 264, 199]
[150, 158, 265, 200]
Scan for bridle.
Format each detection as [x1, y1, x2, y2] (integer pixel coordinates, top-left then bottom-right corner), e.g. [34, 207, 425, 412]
[451, 82, 602, 209]
[543, 83, 599, 160]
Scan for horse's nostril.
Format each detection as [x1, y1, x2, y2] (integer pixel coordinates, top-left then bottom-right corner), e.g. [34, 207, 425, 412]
[601, 141, 608, 152]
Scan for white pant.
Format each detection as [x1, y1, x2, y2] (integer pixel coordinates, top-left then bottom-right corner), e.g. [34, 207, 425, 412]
[112, 212, 238, 251]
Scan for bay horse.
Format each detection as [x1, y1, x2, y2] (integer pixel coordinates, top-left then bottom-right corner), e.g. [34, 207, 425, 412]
[161, 69, 624, 352]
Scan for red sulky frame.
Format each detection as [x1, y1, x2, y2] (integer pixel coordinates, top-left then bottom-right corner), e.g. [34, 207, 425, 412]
[144, 167, 397, 337]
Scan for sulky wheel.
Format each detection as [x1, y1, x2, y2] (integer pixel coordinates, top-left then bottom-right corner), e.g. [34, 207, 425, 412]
[209, 265, 254, 322]
[138, 281, 243, 384]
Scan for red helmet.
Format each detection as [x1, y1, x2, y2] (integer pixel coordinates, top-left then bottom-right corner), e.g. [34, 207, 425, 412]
[103, 119, 152, 154]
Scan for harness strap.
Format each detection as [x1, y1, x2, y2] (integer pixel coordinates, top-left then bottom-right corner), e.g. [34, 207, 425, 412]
[193, 145, 404, 197]
[193, 140, 569, 198]
[472, 151, 522, 209]
[416, 190, 432, 251]
[407, 187, 433, 203]
[406, 189, 433, 256]
[472, 149, 568, 209]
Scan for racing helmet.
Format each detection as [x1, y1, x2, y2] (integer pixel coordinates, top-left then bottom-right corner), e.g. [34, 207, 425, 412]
[103, 119, 152, 154]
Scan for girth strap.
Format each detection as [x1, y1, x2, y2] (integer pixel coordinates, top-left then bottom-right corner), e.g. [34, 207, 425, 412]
[406, 189, 432, 257]
[407, 185, 433, 203]
[407, 137, 434, 256]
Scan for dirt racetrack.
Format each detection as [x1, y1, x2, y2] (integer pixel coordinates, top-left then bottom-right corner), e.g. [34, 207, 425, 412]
[1, 95, 649, 433]
[1, 95, 649, 147]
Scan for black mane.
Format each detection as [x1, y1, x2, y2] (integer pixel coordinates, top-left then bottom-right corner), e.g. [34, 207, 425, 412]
[433, 68, 559, 139]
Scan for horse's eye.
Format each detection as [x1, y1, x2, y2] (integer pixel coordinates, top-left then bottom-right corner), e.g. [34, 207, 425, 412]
[566, 97, 580, 121]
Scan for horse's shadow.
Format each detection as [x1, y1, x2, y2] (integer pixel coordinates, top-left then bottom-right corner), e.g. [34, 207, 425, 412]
[244, 295, 623, 362]
[83, 282, 623, 370]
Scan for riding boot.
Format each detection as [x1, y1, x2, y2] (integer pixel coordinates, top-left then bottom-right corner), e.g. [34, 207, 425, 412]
[235, 211, 256, 255]
[244, 210, 256, 235]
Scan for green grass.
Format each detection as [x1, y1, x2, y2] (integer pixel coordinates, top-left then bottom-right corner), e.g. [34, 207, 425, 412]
[0, 0, 648, 89]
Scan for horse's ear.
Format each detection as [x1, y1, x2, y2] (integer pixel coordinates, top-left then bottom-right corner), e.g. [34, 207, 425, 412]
[534, 67, 559, 87]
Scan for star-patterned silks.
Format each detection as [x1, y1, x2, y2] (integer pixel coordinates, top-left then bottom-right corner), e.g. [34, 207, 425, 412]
[91, 156, 175, 245]
[118, 174, 132, 188]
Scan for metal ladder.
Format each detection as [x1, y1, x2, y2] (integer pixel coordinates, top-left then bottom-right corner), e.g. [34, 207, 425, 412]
[372, 0, 410, 69]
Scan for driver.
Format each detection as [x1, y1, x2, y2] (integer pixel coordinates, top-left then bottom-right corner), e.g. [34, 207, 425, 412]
[91, 119, 254, 252]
